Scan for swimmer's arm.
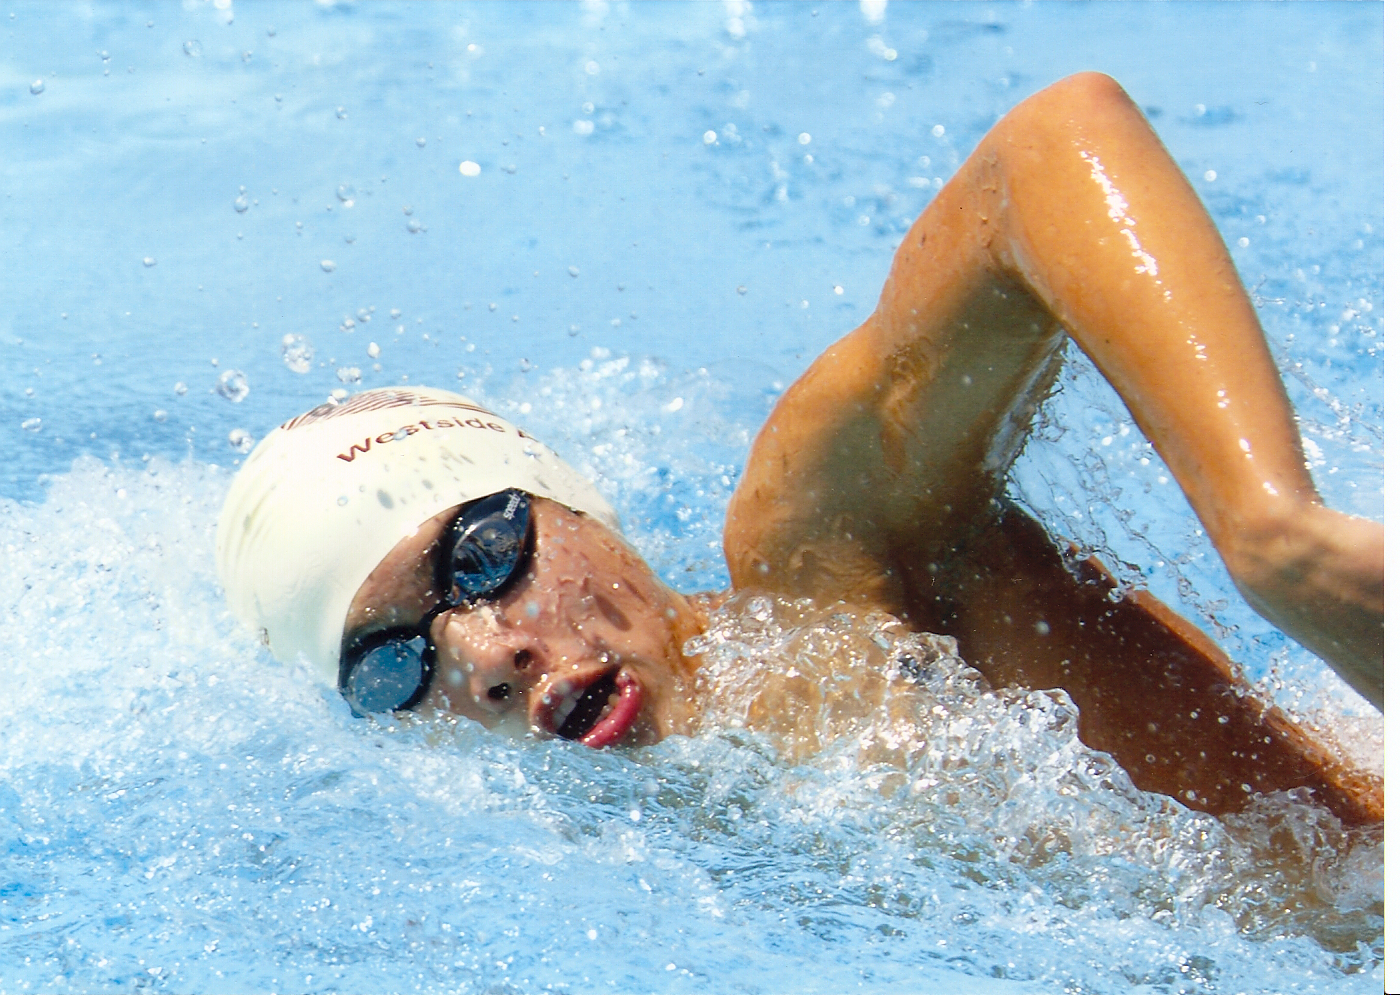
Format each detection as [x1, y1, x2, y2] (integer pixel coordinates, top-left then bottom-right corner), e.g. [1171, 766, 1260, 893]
[726, 71, 1381, 708]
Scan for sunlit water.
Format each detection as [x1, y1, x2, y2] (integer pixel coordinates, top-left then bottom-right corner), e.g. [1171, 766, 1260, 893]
[0, 3, 1381, 992]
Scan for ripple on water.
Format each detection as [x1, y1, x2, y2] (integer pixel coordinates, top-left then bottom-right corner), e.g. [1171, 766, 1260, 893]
[0, 455, 1379, 992]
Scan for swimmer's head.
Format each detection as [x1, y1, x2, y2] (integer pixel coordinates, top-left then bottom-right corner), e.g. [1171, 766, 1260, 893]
[216, 387, 619, 687]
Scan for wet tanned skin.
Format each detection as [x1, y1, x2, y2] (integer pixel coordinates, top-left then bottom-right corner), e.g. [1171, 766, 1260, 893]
[346, 73, 1381, 826]
[345, 498, 707, 747]
[724, 73, 1380, 823]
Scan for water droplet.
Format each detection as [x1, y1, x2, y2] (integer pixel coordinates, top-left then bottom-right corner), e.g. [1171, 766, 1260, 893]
[502, 164, 516, 175]
[241, 51, 252, 63]
[153, 409, 168, 423]
[99, 51, 109, 60]
[29, 79, 44, 95]
[274, 94, 283, 103]
[183, 40, 202, 58]
[572, 120, 594, 136]
[367, 342, 380, 359]
[340, 317, 355, 331]
[702, 130, 717, 145]
[797, 132, 811, 145]
[337, 183, 355, 202]
[335, 106, 347, 119]
[736, 285, 747, 295]
[336, 366, 362, 384]
[142, 256, 156, 267]
[1204, 169, 1217, 183]
[568, 266, 579, 277]
[228, 428, 254, 453]
[337, 495, 349, 506]
[267, 26, 276, 37]
[415, 137, 427, 147]
[458, 160, 481, 177]
[233, 194, 249, 213]
[21, 417, 41, 432]
[568, 324, 580, 336]
[280, 334, 314, 374]
[217, 369, 249, 402]
[320, 260, 336, 273]
[406, 219, 424, 234]
[174, 381, 188, 396]
[389, 308, 401, 319]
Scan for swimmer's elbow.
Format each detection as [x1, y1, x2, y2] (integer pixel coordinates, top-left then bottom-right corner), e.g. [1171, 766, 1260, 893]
[1049, 71, 1130, 106]
[1000, 72, 1138, 137]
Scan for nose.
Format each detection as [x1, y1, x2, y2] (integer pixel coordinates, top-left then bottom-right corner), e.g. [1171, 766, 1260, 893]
[430, 607, 543, 713]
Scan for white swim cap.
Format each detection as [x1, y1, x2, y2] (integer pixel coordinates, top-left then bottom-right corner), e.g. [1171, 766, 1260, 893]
[216, 387, 618, 687]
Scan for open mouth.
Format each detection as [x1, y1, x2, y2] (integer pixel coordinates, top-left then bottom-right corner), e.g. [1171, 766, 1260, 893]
[550, 668, 643, 748]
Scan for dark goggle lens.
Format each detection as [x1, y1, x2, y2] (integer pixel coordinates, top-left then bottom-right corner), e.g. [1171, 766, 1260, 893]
[438, 490, 532, 604]
[344, 634, 431, 715]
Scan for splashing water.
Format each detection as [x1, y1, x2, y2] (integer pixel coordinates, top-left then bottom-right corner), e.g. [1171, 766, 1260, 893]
[0, 2, 1381, 992]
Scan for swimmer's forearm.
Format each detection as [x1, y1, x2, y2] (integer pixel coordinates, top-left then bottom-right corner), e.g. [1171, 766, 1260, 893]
[730, 73, 1381, 706]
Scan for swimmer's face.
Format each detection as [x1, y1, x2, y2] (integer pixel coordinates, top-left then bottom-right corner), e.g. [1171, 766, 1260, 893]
[344, 498, 706, 745]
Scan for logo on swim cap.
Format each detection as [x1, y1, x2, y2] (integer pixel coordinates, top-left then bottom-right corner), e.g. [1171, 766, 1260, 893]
[216, 387, 618, 689]
[280, 389, 495, 431]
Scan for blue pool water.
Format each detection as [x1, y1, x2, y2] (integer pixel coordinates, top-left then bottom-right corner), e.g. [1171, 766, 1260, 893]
[0, 3, 1382, 992]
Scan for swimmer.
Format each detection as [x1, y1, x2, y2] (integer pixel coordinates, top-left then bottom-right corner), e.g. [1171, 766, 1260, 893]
[218, 73, 1382, 824]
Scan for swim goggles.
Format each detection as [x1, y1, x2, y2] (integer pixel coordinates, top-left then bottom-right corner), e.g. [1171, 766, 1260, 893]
[338, 489, 534, 715]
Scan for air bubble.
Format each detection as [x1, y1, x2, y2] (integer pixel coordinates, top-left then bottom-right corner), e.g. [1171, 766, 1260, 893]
[20, 417, 41, 432]
[335, 106, 347, 119]
[280, 334, 314, 374]
[415, 137, 427, 147]
[367, 342, 380, 359]
[228, 428, 253, 453]
[217, 369, 249, 402]
[320, 260, 336, 273]
[407, 219, 424, 234]
[573, 120, 594, 136]
[174, 382, 188, 396]
[142, 257, 156, 267]
[337, 184, 355, 202]
[153, 409, 168, 422]
[234, 194, 249, 213]
[29, 79, 44, 95]
[183, 40, 201, 58]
